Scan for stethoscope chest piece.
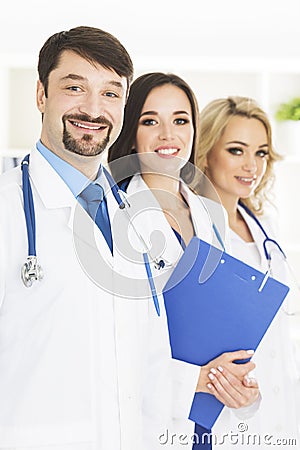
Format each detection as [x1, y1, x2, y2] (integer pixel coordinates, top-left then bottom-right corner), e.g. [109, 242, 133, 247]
[21, 256, 43, 288]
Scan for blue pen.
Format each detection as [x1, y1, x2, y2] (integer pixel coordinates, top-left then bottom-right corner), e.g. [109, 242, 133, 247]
[212, 223, 226, 251]
[143, 252, 161, 316]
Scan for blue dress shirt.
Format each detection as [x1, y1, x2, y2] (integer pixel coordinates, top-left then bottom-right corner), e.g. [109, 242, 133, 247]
[36, 140, 95, 196]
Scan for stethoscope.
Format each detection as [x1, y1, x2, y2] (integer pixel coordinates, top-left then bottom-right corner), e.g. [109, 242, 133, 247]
[21, 154, 165, 315]
[239, 201, 300, 315]
[238, 200, 287, 264]
[237, 200, 299, 301]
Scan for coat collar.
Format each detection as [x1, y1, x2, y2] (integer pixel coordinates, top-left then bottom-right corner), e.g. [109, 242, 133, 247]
[126, 174, 223, 266]
[237, 204, 266, 269]
[126, 174, 182, 266]
[181, 184, 230, 251]
[29, 147, 115, 263]
[29, 146, 76, 210]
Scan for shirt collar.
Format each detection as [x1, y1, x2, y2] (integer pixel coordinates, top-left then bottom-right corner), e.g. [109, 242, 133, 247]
[36, 140, 103, 197]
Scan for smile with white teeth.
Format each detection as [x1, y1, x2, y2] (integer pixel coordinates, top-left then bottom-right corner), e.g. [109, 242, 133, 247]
[72, 121, 103, 130]
[156, 148, 179, 155]
[236, 176, 256, 182]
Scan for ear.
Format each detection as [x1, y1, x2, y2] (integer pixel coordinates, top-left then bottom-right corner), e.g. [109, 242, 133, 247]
[36, 80, 46, 113]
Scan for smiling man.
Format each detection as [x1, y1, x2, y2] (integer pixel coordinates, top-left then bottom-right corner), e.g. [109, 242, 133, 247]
[0, 26, 137, 450]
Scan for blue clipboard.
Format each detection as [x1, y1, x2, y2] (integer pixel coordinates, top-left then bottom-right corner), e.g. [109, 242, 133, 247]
[163, 237, 290, 429]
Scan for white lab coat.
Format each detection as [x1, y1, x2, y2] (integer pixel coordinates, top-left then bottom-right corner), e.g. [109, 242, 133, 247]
[0, 150, 201, 450]
[125, 174, 231, 447]
[213, 205, 300, 449]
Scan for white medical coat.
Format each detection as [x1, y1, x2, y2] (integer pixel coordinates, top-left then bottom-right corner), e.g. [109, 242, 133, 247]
[0, 150, 202, 450]
[213, 206, 300, 449]
[125, 174, 230, 448]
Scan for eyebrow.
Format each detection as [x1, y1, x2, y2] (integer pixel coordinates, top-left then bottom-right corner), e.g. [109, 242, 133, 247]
[60, 74, 124, 89]
[140, 110, 190, 117]
[226, 140, 268, 148]
[60, 74, 85, 82]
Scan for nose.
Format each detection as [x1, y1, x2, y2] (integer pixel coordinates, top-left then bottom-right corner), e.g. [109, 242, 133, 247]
[242, 153, 257, 173]
[78, 92, 104, 119]
[158, 122, 174, 141]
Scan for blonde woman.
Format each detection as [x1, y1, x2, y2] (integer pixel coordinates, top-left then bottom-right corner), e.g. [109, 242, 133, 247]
[196, 96, 299, 448]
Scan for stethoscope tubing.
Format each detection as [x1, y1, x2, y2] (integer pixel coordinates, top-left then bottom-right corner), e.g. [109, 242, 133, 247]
[21, 155, 37, 257]
[238, 200, 286, 261]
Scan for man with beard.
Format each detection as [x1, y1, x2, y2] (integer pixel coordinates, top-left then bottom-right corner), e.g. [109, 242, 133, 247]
[0, 26, 202, 450]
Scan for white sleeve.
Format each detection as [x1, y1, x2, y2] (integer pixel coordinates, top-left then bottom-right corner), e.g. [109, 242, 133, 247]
[231, 392, 261, 420]
[171, 359, 200, 419]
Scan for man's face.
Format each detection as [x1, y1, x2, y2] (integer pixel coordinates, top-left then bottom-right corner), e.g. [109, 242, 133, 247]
[36, 50, 127, 160]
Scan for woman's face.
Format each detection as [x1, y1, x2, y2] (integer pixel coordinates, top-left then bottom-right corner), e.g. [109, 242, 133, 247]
[205, 116, 269, 204]
[135, 84, 194, 177]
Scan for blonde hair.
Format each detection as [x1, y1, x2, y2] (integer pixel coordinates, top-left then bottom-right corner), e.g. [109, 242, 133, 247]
[196, 96, 282, 215]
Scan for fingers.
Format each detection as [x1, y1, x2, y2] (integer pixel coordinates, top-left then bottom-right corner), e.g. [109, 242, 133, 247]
[207, 367, 245, 408]
[209, 350, 255, 371]
[197, 350, 256, 394]
[224, 349, 255, 362]
[206, 350, 254, 370]
[232, 360, 256, 378]
[243, 376, 259, 388]
[213, 358, 255, 381]
[206, 365, 260, 409]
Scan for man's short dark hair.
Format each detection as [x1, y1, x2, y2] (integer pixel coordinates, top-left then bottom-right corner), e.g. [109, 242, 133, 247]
[38, 26, 133, 96]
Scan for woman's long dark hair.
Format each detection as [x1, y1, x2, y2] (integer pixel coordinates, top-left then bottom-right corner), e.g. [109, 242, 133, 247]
[108, 72, 200, 187]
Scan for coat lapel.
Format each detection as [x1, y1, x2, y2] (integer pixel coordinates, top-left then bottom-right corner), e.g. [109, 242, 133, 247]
[126, 175, 184, 268]
[180, 184, 220, 246]
[237, 204, 266, 270]
[29, 146, 76, 210]
[29, 147, 114, 265]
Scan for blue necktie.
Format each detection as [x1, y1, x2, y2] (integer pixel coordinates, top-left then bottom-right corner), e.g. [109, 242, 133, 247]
[78, 183, 113, 253]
